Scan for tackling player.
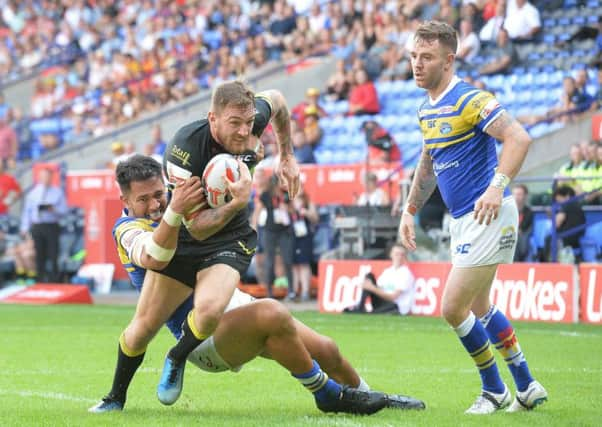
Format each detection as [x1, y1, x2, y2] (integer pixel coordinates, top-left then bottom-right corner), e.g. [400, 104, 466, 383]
[89, 154, 424, 414]
[398, 21, 547, 414]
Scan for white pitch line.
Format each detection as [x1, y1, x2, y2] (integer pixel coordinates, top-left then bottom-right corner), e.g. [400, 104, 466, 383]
[0, 389, 96, 403]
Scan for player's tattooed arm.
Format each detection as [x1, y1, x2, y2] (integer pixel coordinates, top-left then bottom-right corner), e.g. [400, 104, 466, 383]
[485, 111, 532, 179]
[259, 90, 293, 156]
[185, 203, 242, 241]
[406, 147, 437, 211]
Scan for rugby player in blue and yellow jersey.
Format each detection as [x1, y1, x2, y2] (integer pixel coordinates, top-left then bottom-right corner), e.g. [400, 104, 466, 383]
[398, 21, 547, 414]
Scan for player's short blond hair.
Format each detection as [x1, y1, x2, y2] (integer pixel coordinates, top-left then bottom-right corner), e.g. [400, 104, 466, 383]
[414, 21, 458, 54]
[211, 80, 255, 114]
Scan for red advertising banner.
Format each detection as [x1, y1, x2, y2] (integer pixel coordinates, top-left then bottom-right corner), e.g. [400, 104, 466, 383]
[492, 263, 575, 323]
[296, 162, 402, 205]
[318, 261, 576, 323]
[0, 284, 92, 305]
[579, 264, 602, 324]
[592, 113, 602, 141]
[318, 260, 448, 315]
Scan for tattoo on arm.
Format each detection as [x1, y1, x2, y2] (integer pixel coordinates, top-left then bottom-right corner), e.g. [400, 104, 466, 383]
[407, 148, 437, 211]
[484, 111, 513, 140]
[187, 203, 241, 241]
[265, 90, 293, 156]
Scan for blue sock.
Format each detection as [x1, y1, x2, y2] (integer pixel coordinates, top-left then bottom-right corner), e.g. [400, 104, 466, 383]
[480, 305, 534, 392]
[455, 312, 505, 394]
[293, 360, 342, 403]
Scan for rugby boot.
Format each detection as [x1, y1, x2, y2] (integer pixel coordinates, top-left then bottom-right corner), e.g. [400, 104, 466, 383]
[506, 380, 548, 412]
[88, 395, 124, 413]
[385, 393, 426, 410]
[316, 385, 388, 415]
[157, 355, 185, 405]
[465, 384, 511, 414]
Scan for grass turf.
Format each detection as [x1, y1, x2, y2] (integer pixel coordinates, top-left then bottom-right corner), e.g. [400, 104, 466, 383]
[1, 303, 601, 426]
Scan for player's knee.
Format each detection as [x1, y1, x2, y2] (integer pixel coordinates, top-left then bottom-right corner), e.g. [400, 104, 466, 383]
[258, 299, 295, 333]
[125, 320, 158, 349]
[441, 303, 466, 326]
[192, 304, 225, 334]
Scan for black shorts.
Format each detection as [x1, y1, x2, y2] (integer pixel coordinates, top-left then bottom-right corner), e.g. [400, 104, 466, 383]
[158, 230, 257, 288]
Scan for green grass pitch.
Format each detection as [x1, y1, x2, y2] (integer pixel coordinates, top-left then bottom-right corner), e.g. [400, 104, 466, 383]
[1, 303, 601, 426]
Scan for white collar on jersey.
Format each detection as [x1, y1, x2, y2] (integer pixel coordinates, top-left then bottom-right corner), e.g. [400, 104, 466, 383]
[428, 75, 461, 106]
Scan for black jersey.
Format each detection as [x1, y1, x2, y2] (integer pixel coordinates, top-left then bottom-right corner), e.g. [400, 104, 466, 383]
[163, 96, 272, 254]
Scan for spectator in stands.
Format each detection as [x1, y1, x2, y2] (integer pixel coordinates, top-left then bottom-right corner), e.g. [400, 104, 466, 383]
[588, 144, 602, 204]
[292, 87, 326, 127]
[20, 167, 68, 283]
[520, 76, 587, 125]
[545, 185, 586, 262]
[63, 115, 90, 146]
[581, 141, 602, 203]
[479, 28, 519, 75]
[344, 243, 415, 315]
[594, 68, 602, 109]
[293, 130, 316, 164]
[361, 120, 401, 164]
[556, 143, 586, 192]
[356, 173, 389, 207]
[0, 92, 8, 119]
[456, 18, 481, 65]
[0, 116, 17, 169]
[291, 185, 319, 302]
[348, 69, 380, 116]
[150, 123, 166, 156]
[503, 0, 541, 41]
[7, 235, 37, 284]
[302, 105, 323, 148]
[512, 184, 533, 262]
[0, 159, 20, 216]
[325, 60, 352, 102]
[479, 1, 506, 45]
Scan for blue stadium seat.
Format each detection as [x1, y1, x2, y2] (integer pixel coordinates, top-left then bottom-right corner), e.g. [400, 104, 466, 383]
[530, 217, 552, 257]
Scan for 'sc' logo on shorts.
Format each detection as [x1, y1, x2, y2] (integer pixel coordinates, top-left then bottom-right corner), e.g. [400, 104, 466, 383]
[237, 241, 256, 255]
[455, 243, 471, 254]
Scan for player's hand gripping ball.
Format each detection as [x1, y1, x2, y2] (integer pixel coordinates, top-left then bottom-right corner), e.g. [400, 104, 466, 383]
[202, 153, 241, 208]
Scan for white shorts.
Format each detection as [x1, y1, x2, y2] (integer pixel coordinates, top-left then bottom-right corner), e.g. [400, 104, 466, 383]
[187, 289, 255, 373]
[449, 196, 518, 267]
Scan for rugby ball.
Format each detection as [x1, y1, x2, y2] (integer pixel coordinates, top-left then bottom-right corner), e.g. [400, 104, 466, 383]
[202, 153, 240, 208]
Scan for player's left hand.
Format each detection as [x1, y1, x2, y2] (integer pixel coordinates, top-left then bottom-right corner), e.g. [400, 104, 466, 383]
[276, 153, 300, 199]
[473, 186, 504, 225]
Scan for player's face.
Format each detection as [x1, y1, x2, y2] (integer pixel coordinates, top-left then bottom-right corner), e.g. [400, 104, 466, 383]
[122, 176, 167, 221]
[210, 103, 256, 154]
[410, 39, 452, 91]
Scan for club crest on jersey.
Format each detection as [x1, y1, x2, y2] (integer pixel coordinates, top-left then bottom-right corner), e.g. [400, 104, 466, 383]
[439, 122, 452, 134]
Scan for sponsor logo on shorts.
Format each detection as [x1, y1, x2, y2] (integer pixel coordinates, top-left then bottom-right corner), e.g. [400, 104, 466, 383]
[204, 250, 238, 262]
[455, 243, 471, 255]
[499, 225, 516, 250]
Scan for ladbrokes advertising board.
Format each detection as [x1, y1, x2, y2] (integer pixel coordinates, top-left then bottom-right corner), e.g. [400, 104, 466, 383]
[579, 264, 602, 324]
[318, 261, 576, 323]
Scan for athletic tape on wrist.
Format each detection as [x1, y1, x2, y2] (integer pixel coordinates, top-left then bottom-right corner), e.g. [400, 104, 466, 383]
[162, 205, 182, 227]
[490, 172, 510, 189]
[144, 234, 176, 262]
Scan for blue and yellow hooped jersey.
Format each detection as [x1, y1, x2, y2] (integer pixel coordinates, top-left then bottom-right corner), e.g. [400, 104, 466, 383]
[112, 210, 157, 291]
[418, 77, 510, 218]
